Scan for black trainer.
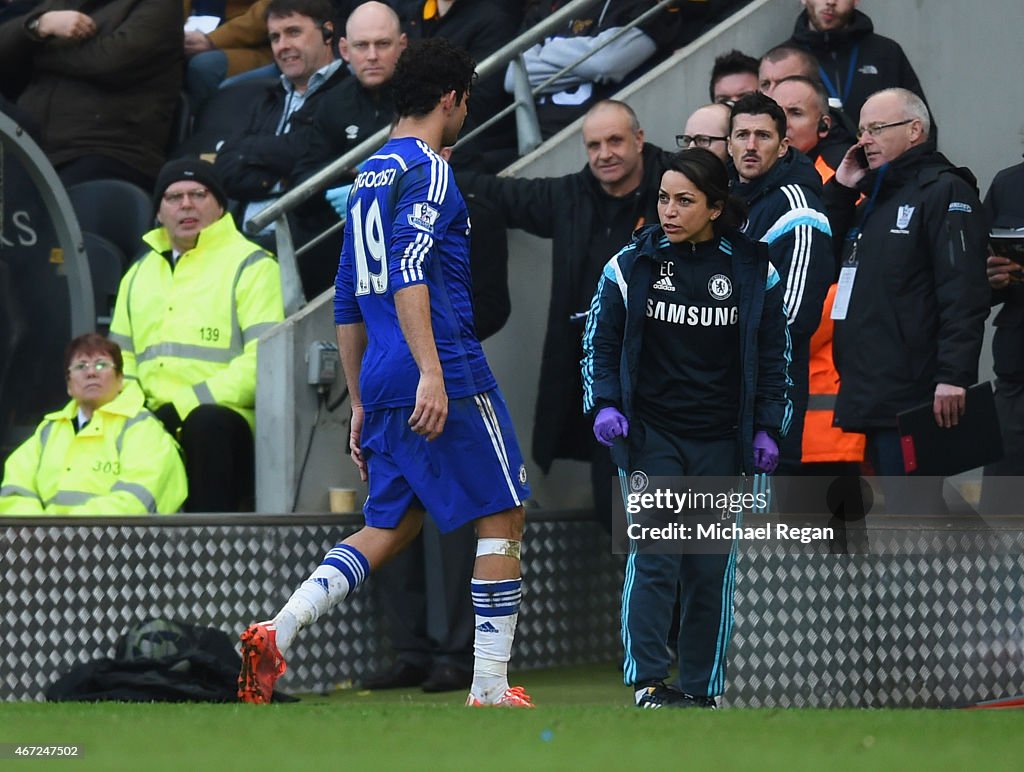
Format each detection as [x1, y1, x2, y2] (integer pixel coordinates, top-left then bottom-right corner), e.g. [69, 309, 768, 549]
[635, 682, 719, 709]
[634, 681, 692, 709]
[680, 693, 718, 709]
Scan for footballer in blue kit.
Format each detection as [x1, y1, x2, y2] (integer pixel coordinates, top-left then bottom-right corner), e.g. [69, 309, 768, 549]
[238, 37, 533, 709]
[334, 134, 528, 531]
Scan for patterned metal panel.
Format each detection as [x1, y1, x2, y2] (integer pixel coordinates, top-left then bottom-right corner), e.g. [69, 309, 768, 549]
[1, 517, 622, 702]
[3, 517, 1022, 707]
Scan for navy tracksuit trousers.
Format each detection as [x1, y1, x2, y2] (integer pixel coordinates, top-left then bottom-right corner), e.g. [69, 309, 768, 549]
[621, 425, 738, 696]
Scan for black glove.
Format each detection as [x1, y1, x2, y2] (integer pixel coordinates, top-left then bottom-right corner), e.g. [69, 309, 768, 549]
[154, 403, 182, 436]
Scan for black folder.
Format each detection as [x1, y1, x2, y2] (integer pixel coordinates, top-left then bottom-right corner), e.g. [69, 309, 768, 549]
[896, 382, 1003, 476]
[990, 229, 1024, 265]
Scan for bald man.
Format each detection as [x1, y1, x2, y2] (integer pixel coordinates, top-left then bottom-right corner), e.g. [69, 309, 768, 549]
[827, 88, 987, 505]
[677, 103, 731, 163]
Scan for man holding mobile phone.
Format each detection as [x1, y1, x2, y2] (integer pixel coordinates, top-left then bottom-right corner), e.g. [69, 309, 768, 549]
[825, 88, 990, 506]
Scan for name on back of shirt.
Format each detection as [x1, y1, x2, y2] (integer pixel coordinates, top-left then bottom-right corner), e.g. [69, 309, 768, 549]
[354, 167, 397, 190]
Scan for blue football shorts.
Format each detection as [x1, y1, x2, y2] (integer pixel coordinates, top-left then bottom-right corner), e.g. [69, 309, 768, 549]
[360, 388, 530, 533]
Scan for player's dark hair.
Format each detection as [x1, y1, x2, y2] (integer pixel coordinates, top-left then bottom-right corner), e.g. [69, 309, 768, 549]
[264, 0, 334, 27]
[64, 333, 124, 376]
[730, 91, 787, 140]
[709, 49, 759, 102]
[662, 148, 747, 234]
[392, 38, 476, 119]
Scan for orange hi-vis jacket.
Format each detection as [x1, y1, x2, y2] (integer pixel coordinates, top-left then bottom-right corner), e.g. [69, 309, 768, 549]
[803, 284, 866, 463]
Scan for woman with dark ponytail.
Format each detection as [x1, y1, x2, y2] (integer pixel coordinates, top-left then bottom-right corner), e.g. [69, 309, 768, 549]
[581, 148, 792, 708]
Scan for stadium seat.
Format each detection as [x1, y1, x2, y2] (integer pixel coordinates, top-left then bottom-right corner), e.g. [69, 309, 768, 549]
[166, 91, 192, 157]
[66, 178, 153, 267]
[81, 232, 125, 333]
[171, 77, 280, 159]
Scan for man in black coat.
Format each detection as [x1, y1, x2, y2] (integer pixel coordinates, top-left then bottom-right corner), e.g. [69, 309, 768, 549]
[461, 99, 668, 531]
[783, 0, 930, 134]
[827, 88, 989, 510]
[214, 0, 349, 297]
[980, 156, 1024, 514]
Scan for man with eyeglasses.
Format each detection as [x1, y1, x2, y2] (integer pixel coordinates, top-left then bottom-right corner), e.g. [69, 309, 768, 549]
[727, 92, 833, 477]
[0, 334, 187, 515]
[826, 88, 989, 507]
[109, 158, 284, 512]
[677, 103, 731, 163]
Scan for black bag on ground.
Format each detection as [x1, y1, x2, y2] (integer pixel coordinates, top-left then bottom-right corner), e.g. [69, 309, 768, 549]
[46, 619, 296, 703]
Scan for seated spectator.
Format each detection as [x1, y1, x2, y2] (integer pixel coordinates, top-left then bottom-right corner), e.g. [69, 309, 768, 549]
[109, 159, 284, 512]
[285, 1, 408, 293]
[185, 0, 276, 112]
[677, 102, 731, 163]
[0, 0, 184, 192]
[505, 0, 684, 139]
[782, 0, 931, 133]
[0, 334, 187, 515]
[709, 48, 759, 105]
[214, 0, 348, 297]
[398, 0, 520, 172]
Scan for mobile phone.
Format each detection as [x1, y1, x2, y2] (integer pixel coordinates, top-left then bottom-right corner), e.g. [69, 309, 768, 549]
[854, 145, 869, 168]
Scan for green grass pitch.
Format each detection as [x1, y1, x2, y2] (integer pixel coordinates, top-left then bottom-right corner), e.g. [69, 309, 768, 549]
[3, 663, 1022, 771]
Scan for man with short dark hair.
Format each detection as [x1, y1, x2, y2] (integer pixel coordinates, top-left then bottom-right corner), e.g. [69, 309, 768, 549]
[239, 38, 533, 709]
[828, 88, 988, 500]
[783, 0, 929, 130]
[758, 44, 820, 99]
[214, 0, 347, 296]
[109, 159, 284, 513]
[728, 92, 833, 474]
[709, 49, 759, 105]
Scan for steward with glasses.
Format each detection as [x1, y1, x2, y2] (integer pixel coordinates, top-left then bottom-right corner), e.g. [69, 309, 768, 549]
[0, 334, 187, 515]
[109, 159, 284, 512]
[826, 87, 989, 509]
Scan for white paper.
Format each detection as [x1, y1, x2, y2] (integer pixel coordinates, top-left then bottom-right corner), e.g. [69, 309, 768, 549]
[184, 15, 220, 34]
[830, 265, 857, 321]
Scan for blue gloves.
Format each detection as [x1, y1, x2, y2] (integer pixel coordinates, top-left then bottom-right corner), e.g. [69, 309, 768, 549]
[752, 430, 779, 474]
[593, 407, 629, 447]
[324, 183, 353, 218]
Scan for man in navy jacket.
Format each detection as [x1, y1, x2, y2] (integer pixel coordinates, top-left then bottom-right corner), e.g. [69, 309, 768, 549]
[728, 92, 833, 474]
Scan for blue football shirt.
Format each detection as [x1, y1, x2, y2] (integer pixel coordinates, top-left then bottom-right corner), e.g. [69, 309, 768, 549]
[334, 137, 497, 411]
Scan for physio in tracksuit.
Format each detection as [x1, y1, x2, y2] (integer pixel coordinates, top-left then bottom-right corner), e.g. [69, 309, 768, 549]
[582, 149, 791, 708]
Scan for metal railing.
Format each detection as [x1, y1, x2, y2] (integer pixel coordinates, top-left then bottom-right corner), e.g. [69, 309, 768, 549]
[247, 0, 680, 314]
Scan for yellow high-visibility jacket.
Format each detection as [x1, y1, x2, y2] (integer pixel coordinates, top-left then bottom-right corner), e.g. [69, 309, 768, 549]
[109, 214, 284, 430]
[0, 382, 188, 515]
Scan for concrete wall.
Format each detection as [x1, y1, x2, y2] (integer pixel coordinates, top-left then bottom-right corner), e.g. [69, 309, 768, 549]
[257, 0, 1024, 512]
